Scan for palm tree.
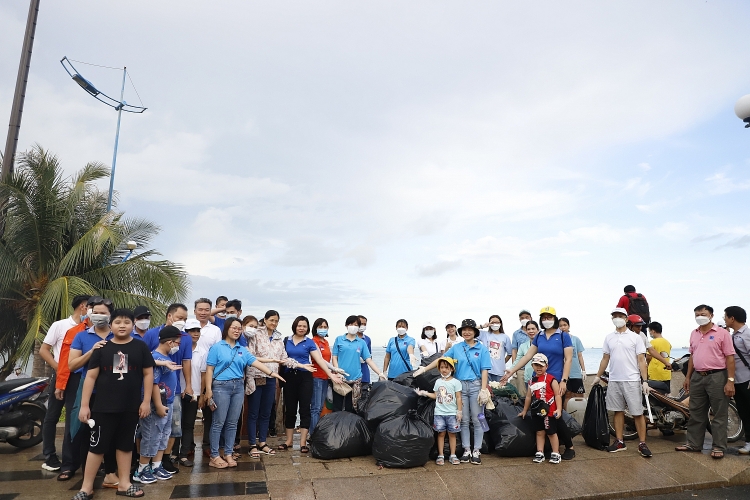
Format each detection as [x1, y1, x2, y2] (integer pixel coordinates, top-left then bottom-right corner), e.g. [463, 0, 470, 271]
[0, 145, 189, 379]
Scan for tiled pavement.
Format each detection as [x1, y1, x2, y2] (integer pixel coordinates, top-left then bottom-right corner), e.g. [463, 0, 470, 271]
[1, 426, 749, 500]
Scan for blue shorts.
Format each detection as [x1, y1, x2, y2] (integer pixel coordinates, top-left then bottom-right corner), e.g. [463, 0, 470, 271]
[139, 403, 172, 458]
[433, 414, 460, 433]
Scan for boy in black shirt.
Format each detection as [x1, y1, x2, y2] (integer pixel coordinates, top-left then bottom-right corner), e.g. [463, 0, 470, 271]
[74, 309, 155, 500]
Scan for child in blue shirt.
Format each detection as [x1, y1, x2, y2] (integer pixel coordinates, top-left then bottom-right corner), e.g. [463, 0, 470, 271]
[419, 357, 463, 466]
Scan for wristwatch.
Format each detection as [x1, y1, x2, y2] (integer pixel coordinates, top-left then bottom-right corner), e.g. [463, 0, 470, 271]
[562, 378, 568, 383]
[728, 377, 735, 382]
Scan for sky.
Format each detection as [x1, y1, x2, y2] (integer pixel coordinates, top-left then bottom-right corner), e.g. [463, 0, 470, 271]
[2, 1, 750, 349]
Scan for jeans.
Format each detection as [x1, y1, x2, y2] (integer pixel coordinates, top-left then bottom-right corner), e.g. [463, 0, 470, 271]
[460, 379, 483, 451]
[283, 370, 313, 429]
[42, 373, 65, 459]
[687, 370, 730, 451]
[209, 378, 244, 458]
[310, 378, 328, 433]
[170, 394, 182, 437]
[178, 395, 199, 458]
[247, 377, 276, 445]
[488, 374, 503, 383]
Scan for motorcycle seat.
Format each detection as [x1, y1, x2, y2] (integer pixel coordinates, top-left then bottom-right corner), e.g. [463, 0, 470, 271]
[0, 378, 38, 395]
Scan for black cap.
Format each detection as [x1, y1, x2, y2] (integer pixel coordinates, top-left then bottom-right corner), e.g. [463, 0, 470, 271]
[133, 305, 151, 319]
[459, 319, 480, 337]
[159, 325, 181, 341]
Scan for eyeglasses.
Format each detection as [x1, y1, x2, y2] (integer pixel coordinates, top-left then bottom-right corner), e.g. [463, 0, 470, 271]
[88, 297, 113, 307]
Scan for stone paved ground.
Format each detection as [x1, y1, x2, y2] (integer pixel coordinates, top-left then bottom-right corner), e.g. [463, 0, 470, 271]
[1, 426, 748, 500]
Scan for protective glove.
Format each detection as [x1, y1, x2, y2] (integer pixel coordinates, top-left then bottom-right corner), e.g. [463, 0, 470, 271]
[581, 372, 587, 382]
[378, 373, 387, 381]
[413, 367, 426, 377]
[592, 376, 601, 386]
[414, 389, 429, 397]
[477, 388, 492, 406]
[485, 398, 496, 411]
[642, 381, 651, 395]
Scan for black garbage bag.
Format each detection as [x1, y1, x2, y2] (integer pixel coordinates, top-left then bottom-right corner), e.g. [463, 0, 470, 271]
[583, 384, 609, 450]
[360, 381, 418, 428]
[562, 410, 582, 437]
[393, 371, 414, 387]
[417, 397, 435, 425]
[373, 410, 433, 468]
[491, 398, 537, 457]
[393, 366, 441, 392]
[309, 412, 373, 460]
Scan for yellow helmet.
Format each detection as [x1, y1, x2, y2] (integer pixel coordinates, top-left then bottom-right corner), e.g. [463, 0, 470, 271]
[539, 306, 557, 316]
[438, 357, 457, 372]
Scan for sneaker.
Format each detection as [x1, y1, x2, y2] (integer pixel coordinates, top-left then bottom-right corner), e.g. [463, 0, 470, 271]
[606, 440, 627, 453]
[133, 465, 157, 484]
[532, 452, 545, 463]
[152, 465, 173, 481]
[549, 452, 561, 464]
[42, 454, 62, 471]
[470, 450, 481, 465]
[638, 442, 653, 458]
[561, 447, 576, 460]
[459, 450, 471, 463]
[738, 443, 750, 455]
[449, 455, 460, 465]
[162, 456, 179, 475]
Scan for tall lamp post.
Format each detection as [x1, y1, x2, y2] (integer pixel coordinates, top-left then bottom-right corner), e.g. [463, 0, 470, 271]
[734, 94, 750, 128]
[60, 57, 146, 212]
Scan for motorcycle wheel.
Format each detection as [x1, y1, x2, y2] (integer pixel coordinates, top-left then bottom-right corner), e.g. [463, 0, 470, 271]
[608, 409, 639, 441]
[7, 403, 45, 449]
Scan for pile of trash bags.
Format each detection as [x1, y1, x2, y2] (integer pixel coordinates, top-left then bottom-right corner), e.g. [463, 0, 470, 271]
[372, 409, 434, 468]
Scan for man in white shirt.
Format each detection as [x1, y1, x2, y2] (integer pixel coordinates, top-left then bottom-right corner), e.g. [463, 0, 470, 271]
[194, 298, 222, 351]
[39, 295, 90, 472]
[593, 308, 652, 458]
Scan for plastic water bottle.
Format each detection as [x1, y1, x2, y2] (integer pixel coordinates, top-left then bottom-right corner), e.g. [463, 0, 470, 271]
[477, 405, 490, 432]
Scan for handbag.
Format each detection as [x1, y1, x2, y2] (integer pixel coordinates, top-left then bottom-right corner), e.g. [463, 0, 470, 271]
[530, 398, 551, 417]
[332, 380, 353, 396]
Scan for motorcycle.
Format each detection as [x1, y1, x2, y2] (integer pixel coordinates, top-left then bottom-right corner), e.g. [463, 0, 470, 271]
[0, 376, 49, 448]
[604, 355, 743, 442]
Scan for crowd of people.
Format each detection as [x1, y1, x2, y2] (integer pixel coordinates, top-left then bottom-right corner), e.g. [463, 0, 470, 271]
[30, 286, 750, 499]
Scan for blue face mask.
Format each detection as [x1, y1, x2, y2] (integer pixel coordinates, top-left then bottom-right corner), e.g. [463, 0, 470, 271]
[317, 329, 328, 337]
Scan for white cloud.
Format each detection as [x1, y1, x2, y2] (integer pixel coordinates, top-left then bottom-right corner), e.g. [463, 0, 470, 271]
[638, 162, 652, 171]
[416, 260, 461, 277]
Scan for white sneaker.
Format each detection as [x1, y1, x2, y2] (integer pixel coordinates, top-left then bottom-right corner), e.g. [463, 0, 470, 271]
[738, 442, 750, 455]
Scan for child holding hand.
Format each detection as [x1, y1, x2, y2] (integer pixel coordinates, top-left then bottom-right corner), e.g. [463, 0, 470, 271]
[519, 353, 563, 464]
[418, 357, 462, 465]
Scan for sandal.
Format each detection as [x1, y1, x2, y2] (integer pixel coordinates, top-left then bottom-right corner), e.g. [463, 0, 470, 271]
[675, 444, 702, 452]
[72, 492, 93, 500]
[248, 445, 260, 459]
[260, 444, 276, 455]
[436, 456, 445, 466]
[209, 456, 229, 469]
[233, 443, 241, 451]
[710, 449, 724, 459]
[115, 485, 144, 497]
[57, 470, 74, 481]
[225, 456, 238, 467]
[102, 481, 119, 489]
[300, 445, 309, 454]
[277, 443, 289, 451]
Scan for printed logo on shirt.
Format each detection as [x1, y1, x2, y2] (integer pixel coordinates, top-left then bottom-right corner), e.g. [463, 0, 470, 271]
[474, 352, 479, 357]
[113, 352, 128, 380]
[437, 386, 454, 405]
[488, 341, 502, 360]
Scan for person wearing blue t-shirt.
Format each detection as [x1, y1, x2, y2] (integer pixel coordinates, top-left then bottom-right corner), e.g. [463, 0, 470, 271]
[204, 318, 284, 468]
[279, 316, 343, 453]
[331, 316, 386, 412]
[417, 319, 491, 465]
[383, 319, 416, 379]
[501, 306, 576, 461]
[357, 315, 373, 390]
[511, 310, 533, 362]
[142, 303, 192, 472]
[134, 326, 182, 483]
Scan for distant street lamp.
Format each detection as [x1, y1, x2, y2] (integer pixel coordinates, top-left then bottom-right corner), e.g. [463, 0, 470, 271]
[60, 57, 146, 212]
[122, 241, 137, 262]
[734, 94, 750, 128]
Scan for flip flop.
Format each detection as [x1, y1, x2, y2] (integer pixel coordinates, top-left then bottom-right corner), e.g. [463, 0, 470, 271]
[300, 445, 309, 454]
[710, 449, 724, 459]
[102, 482, 119, 489]
[277, 443, 289, 451]
[260, 445, 276, 455]
[115, 485, 144, 497]
[71, 491, 93, 500]
[57, 470, 74, 482]
[674, 444, 701, 452]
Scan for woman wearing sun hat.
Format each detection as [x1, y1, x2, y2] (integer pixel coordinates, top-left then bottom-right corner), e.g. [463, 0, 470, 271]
[500, 306, 576, 460]
[416, 319, 491, 465]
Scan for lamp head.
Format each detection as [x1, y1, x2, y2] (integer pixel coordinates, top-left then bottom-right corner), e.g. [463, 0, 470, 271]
[71, 74, 100, 96]
[126, 241, 137, 251]
[734, 94, 750, 128]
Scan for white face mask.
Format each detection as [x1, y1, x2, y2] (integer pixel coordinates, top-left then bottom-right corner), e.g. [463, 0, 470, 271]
[347, 325, 359, 335]
[245, 326, 257, 336]
[490, 324, 501, 331]
[358, 325, 366, 333]
[172, 320, 186, 331]
[169, 345, 179, 355]
[425, 329, 435, 338]
[89, 313, 110, 328]
[541, 320, 554, 329]
[216, 312, 226, 318]
[695, 316, 711, 326]
[612, 317, 627, 328]
[226, 313, 237, 319]
[520, 318, 530, 327]
[135, 319, 150, 330]
[397, 327, 407, 336]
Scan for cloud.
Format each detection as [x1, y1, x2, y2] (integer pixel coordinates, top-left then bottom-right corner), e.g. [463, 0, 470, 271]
[638, 162, 652, 171]
[416, 260, 461, 277]
[691, 233, 726, 243]
[716, 235, 750, 250]
[705, 171, 750, 195]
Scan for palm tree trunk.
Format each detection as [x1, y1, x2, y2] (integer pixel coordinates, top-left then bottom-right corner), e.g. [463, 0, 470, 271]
[31, 339, 46, 377]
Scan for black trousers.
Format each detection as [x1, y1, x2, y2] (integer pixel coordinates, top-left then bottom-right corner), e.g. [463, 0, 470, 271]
[734, 380, 750, 442]
[556, 412, 574, 449]
[332, 390, 355, 413]
[202, 406, 212, 446]
[178, 395, 199, 457]
[283, 370, 313, 429]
